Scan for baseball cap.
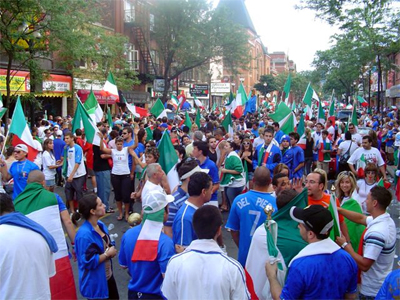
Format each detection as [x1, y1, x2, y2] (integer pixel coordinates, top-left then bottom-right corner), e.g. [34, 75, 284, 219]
[395, 132, 400, 147]
[290, 205, 333, 235]
[280, 135, 290, 143]
[388, 122, 394, 127]
[159, 123, 168, 129]
[15, 144, 28, 153]
[142, 190, 174, 214]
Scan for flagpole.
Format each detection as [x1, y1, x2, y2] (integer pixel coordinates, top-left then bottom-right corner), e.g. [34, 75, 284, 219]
[1, 128, 11, 157]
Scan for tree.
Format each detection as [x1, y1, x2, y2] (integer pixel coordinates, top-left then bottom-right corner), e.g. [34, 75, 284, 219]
[151, 0, 250, 102]
[254, 75, 278, 96]
[297, 0, 400, 109]
[0, 0, 138, 130]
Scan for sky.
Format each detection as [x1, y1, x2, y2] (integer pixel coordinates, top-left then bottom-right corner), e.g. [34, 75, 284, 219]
[244, 0, 339, 72]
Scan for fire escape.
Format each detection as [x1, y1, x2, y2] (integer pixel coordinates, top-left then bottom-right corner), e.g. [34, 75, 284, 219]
[133, 26, 157, 76]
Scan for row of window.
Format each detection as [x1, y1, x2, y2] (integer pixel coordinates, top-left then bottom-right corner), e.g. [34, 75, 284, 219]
[124, 0, 154, 31]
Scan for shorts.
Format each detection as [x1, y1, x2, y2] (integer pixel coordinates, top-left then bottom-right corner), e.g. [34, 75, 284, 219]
[45, 179, 56, 187]
[386, 146, 394, 153]
[313, 153, 318, 161]
[65, 175, 86, 201]
[87, 168, 95, 176]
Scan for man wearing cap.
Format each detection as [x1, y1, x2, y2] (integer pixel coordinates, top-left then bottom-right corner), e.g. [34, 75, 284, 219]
[265, 205, 358, 299]
[336, 186, 396, 299]
[172, 172, 213, 251]
[119, 190, 175, 299]
[1, 144, 39, 199]
[162, 205, 250, 300]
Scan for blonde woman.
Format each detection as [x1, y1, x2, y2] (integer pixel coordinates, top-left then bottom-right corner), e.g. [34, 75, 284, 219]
[335, 171, 365, 251]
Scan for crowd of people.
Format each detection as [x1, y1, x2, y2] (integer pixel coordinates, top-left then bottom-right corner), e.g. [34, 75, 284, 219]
[0, 103, 399, 300]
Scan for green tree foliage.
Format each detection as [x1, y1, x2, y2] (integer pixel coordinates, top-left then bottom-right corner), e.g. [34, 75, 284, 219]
[271, 72, 318, 102]
[0, 0, 138, 128]
[151, 0, 250, 101]
[253, 75, 278, 96]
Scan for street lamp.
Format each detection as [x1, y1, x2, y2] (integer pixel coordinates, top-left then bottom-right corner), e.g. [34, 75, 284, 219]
[263, 82, 268, 99]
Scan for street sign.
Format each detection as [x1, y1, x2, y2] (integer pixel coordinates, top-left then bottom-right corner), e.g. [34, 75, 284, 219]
[153, 79, 172, 92]
[211, 82, 230, 94]
[190, 84, 209, 97]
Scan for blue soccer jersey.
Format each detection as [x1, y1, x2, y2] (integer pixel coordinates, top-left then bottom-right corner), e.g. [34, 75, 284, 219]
[172, 201, 198, 247]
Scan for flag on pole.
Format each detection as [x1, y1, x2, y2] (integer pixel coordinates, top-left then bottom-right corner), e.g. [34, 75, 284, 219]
[357, 95, 369, 107]
[14, 186, 77, 299]
[269, 102, 295, 134]
[195, 108, 201, 128]
[297, 113, 306, 149]
[211, 102, 217, 112]
[221, 111, 234, 137]
[71, 98, 101, 146]
[184, 111, 192, 131]
[171, 95, 179, 110]
[282, 73, 292, 104]
[145, 127, 153, 141]
[178, 93, 187, 110]
[100, 71, 119, 101]
[126, 103, 149, 118]
[83, 90, 103, 122]
[0, 94, 7, 119]
[106, 106, 113, 128]
[317, 100, 326, 124]
[226, 83, 247, 118]
[328, 91, 335, 118]
[157, 132, 179, 192]
[193, 95, 204, 110]
[9, 96, 38, 161]
[351, 99, 358, 126]
[356, 153, 366, 178]
[328, 194, 341, 241]
[302, 83, 319, 107]
[150, 98, 167, 119]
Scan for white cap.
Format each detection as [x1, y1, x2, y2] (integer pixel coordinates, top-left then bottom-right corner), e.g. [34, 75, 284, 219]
[180, 165, 209, 180]
[142, 190, 174, 213]
[15, 144, 28, 153]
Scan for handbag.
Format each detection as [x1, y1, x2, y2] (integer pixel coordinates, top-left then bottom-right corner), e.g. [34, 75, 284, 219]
[339, 141, 352, 165]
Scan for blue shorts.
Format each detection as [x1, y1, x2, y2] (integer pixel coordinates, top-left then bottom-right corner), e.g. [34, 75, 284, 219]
[45, 179, 56, 187]
[313, 153, 318, 161]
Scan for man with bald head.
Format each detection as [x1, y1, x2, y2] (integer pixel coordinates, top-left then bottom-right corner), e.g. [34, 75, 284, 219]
[225, 166, 278, 266]
[14, 170, 77, 299]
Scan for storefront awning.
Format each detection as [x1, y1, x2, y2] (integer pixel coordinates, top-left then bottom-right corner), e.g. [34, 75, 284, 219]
[77, 89, 116, 105]
[388, 84, 400, 98]
[0, 69, 72, 96]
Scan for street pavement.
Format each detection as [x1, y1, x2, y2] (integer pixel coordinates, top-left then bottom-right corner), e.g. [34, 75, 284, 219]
[55, 174, 399, 300]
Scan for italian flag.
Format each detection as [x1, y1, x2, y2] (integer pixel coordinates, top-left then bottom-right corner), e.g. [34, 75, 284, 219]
[184, 111, 192, 131]
[357, 153, 366, 178]
[193, 95, 204, 110]
[126, 103, 149, 118]
[9, 96, 38, 161]
[106, 106, 113, 128]
[297, 113, 306, 149]
[178, 93, 187, 109]
[357, 95, 369, 107]
[151, 98, 167, 119]
[302, 83, 319, 120]
[72, 98, 101, 146]
[269, 102, 295, 134]
[328, 194, 341, 241]
[131, 208, 164, 262]
[83, 90, 103, 122]
[377, 178, 391, 189]
[317, 100, 326, 124]
[171, 95, 179, 110]
[157, 132, 179, 192]
[0, 94, 7, 119]
[282, 73, 292, 104]
[328, 90, 335, 120]
[100, 71, 119, 101]
[226, 84, 247, 118]
[351, 99, 358, 126]
[195, 108, 201, 128]
[221, 111, 234, 137]
[14, 184, 77, 299]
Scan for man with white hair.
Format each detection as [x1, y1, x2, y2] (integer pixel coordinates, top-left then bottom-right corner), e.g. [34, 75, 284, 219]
[141, 163, 165, 206]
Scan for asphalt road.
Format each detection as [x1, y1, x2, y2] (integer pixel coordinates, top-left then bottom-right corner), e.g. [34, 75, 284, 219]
[55, 178, 399, 300]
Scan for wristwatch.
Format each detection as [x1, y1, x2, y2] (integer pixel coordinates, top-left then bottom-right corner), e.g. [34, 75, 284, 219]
[341, 242, 349, 249]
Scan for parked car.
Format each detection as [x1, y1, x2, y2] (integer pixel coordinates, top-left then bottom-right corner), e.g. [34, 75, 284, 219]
[336, 110, 361, 121]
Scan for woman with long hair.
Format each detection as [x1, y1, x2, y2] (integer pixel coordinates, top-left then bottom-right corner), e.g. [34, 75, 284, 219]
[352, 163, 378, 214]
[239, 138, 254, 189]
[220, 141, 245, 210]
[42, 138, 62, 192]
[75, 193, 119, 299]
[233, 133, 243, 152]
[335, 171, 365, 251]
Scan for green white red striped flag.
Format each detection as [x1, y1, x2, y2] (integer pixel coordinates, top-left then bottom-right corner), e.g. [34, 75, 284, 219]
[157, 132, 179, 192]
[221, 111, 234, 137]
[184, 111, 192, 131]
[72, 98, 101, 146]
[328, 194, 341, 241]
[151, 98, 167, 119]
[269, 102, 295, 134]
[101, 71, 119, 101]
[195, 108, 201, 128]
[83, 89, 103, 122]
[0, 93, 7, 119]
[318, 100, 326, 124]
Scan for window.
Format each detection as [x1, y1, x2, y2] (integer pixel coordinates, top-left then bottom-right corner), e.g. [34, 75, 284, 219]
[149, 14, 155, 31]
[124, 0, 135, 23]
[124, 43, 139, 70]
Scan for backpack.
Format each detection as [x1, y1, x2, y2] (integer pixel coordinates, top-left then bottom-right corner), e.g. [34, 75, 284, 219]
[339, 141, 352, 165]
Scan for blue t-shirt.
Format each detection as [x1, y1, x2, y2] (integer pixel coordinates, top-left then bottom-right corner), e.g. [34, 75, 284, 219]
[225, 190, 277, 266]
[9, 160, 40, 199]
[53, 138, 66, 161]
[288, 146, 304, 179]
[375, 269, 400, 299]
[165, 187, 188, 227]
[275, 130, 284, 144]
[281, 249, 358, 299]
[123, 139, 134, 169]
[372, 120, 379, 131]
[251, 128, 259, 137]
[56, 194, 67, 212]
[118, 224, 175, 295]
[199, 158, 219, 202]
[134, 142, 145, 157]
[386, 130, 394, 147]
[172, 201, 197, 246]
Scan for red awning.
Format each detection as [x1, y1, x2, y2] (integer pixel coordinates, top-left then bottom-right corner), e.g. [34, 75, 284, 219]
[77, 89, 116, 105]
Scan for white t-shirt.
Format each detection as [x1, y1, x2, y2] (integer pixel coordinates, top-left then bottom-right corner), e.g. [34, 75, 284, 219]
[347, 147, 385, 167]
[343, 133, 362, 145]
[111, 148, 130, 175]
[327, 125, 335, 138]
[312, 131, 322, 153]
[0, 224, 55, 300]
[351, 180, 376, 214]
[338, 140, 358, 157]
[42, 151, 56, 180]
[360, 213, 396, 296]
[66, 145, 86, 178]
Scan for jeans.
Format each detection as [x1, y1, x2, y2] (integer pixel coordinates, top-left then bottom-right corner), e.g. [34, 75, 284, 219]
[304, 157, 313, 175]
[225, 186, 244, 210]
[95, 170, 111, 210]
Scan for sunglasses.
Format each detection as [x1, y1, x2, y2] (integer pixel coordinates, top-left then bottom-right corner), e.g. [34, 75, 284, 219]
[122, 132, 128, 135]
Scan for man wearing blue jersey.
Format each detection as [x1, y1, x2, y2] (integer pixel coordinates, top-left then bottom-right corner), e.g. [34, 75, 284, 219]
[225, 166, 277, 266]
[287, 132, 305, 179]
[172, 172, 213, 252]
[253, 127, 282, 175]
